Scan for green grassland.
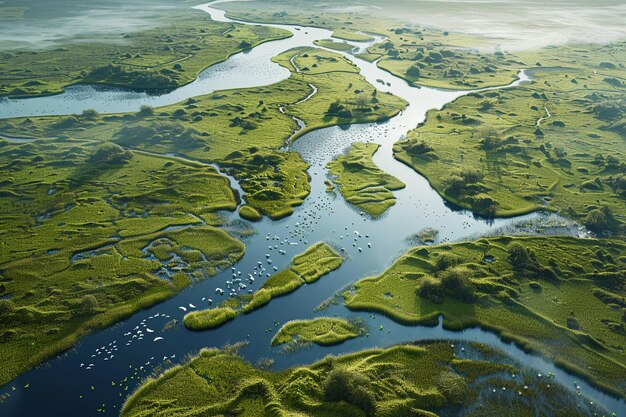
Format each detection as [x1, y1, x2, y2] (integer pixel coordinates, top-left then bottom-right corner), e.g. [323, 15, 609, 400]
[220, 1, 521, 90]
[0, 138, 245, 386]
[183, 242, 344, 330]
[394, 43, 626, 230]
[273, 47, 407, 142]
[0, 9, 291, 97]
[344, 236, 626, 398]
[121, 341, 600, 417]
[271, 317, 365, 347]
[327, 142, 405, 216]
[0, 48, 406, 219]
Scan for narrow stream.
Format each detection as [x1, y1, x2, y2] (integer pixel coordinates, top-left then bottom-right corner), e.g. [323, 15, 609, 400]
[0, 1, 622, 416]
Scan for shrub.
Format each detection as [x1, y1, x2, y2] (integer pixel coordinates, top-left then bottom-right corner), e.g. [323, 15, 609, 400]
[439, 267, 475, 302]
[138, 105, 154, 116]
[80, 295, 99, 315]
[324, 368, 375, 416]
[0, 299, 15, 315]
[406, 65, 421, 78]
[507, 243, 529, 268]
[436, 371, 468, 405]
[88, 143, 132, 164]
[417, 277, 444, 304]
[435, 253, 462, 271]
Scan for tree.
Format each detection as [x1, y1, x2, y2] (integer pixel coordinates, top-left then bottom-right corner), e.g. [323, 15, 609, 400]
[138, 105, 154, 117]
[355, 95, 369, 110]
[406, 65, 421, 78]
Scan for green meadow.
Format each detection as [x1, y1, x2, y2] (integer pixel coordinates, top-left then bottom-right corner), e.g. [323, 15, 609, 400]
[0, 9, 291, 97]
[345, 236, 626, 398]
[394, 43, 625, 229]
[183, 242, 344, 331]
[327, 142, 405, 216]
[121, 341, 599, 417]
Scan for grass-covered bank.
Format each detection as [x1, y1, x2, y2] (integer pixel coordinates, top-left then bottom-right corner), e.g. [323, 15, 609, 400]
[183, 242, 344, 331]
[0, 8, 291, 98]
[120, 341, 606, 417]
[327, 142, 405, 216]
[345, 236, 626, 398]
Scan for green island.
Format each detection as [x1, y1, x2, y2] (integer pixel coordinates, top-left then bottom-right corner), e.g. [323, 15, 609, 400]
[394, 43, 626, 225]
[0, 7, 291, 97]
[271, 317, 366, 347]
[345, 236, 626, 398]
[120, 342, 603, 417]
[327, 142, 405, 216]
[183, 242, 344, 331]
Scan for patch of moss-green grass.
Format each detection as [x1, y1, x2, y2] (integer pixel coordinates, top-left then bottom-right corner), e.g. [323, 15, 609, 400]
[0, 9, 291, 97]
[238, 205, 262, 222]
[121, 341, 602, 417]
[183, 242, 344, 330]
[183, 307, 237, 331]
[345, 236, 626, 398]
[327, 142, 405, 216]
[393, 45, 626, 230]
[271, 317, 366, 347]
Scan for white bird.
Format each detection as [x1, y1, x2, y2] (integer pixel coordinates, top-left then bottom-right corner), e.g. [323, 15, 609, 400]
[179, 306, 187, 312]
[153, 337, 164, 342]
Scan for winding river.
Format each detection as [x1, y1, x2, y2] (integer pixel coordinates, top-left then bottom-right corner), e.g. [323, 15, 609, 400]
[0, 1, 623, 416]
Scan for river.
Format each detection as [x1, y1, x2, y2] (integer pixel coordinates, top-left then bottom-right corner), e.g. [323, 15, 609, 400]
[0, 1, 622, 416]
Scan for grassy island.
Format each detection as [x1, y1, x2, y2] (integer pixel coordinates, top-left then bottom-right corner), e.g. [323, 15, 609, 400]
[183, 242, 344, 331]
[271, 317, 366, 347]
[345, 236, 626, 398]
[327, 142, 405, 216]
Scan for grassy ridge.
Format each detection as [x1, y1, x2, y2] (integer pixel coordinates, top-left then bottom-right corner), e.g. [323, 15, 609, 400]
[344, 236, 626, 398]
[121, 341, 602, 417]
[183, 242, 344, 331]
[327, 142, 405, 216]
